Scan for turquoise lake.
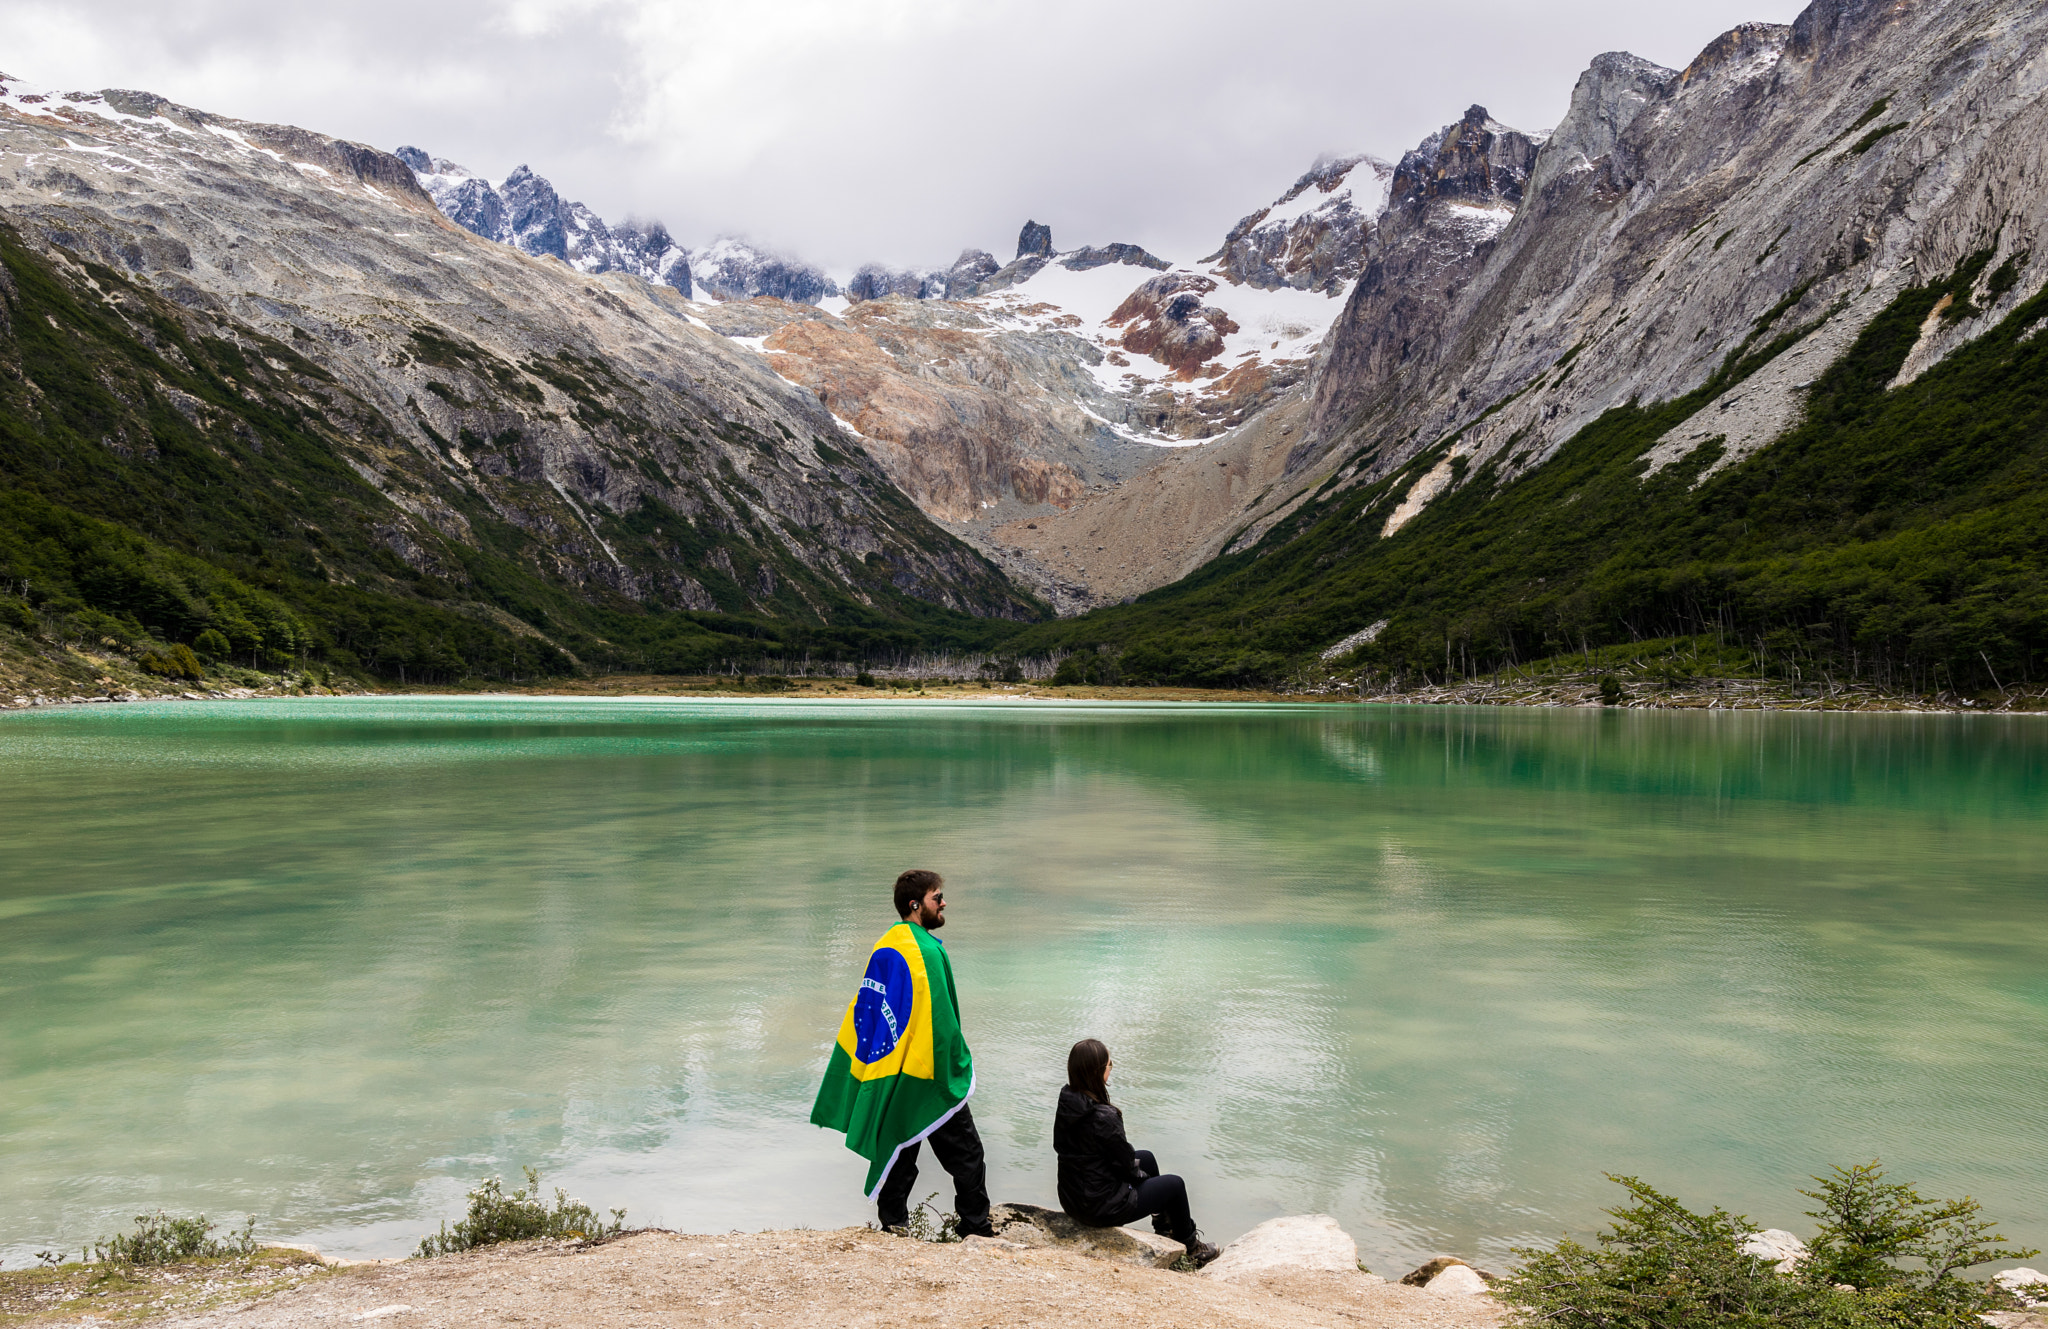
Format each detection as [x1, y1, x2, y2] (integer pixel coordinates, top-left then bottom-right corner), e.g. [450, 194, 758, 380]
[1, 697, 2043, 1271]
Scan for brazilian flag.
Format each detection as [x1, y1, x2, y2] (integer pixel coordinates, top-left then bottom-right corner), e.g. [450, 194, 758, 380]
[810, 920, 975, 1195]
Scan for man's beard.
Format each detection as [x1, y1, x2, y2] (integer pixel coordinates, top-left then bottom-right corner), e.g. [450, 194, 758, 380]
[925, 911, 945, 930]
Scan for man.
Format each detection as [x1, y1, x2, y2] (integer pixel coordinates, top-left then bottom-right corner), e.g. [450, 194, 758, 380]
[810, 869, 994, 1237]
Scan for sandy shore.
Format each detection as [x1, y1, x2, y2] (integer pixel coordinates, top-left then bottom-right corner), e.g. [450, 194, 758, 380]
[127, 1229, 1507, 1329]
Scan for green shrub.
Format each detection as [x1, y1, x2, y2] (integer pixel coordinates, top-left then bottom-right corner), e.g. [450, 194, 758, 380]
[415, 1167, 625, 1257]
[855, 671, 876, 687]
[193, 628, 232, 660]
[888, 1191, 960, 1243]
[0, 597, 34, 633]
[1496, 1165, 2034, 1329]
[138, 643, 204, 680]
[93, 1212, 256, 1264]
[1598, 675, 1625, 705]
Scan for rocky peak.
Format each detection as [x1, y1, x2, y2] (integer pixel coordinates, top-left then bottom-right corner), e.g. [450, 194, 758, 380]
[499, 165, 571, 260]
[1528, 52, 1678, 197]
[1680, 21, 1793, 88]
[1017, 220, 1054, 258]
[1203, 152, 1393, 294]
[1060, 243, 1169, 273]
[1388, 105, 1544, 219]
[846, 262, 945, 302]
[690, 237, 838, 303]
[946, 249, 999, 297]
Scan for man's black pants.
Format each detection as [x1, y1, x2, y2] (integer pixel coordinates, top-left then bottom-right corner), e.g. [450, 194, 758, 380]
[875, 1103, 993, 1237]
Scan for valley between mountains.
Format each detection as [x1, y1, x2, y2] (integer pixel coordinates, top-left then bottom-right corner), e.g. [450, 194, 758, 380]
[4, 0, 2048, 700]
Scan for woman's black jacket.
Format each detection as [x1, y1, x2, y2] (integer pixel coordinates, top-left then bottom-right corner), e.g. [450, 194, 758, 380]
[1054, 1085, 1140, 1224]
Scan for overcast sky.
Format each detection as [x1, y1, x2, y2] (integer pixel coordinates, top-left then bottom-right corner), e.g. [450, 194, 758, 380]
[3, 0, 1806, 273]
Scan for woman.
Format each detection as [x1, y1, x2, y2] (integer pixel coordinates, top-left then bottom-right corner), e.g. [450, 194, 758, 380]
[1053, 1038, 1220, 1267]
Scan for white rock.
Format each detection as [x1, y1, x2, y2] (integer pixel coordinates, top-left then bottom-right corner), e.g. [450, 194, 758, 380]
[1427, 1263, 1491, 1296]
[1200, 1214, 1358, 1281]
[1995, 1268, 2046, 1306]
[1740, 1229, 1808, 1272]
[349, 1307, 412, 1322]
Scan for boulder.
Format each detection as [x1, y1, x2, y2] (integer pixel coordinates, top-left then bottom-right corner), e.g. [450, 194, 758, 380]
[1427, 1263, 1491, 1295]
[1739, 1229, 1808, 1272]
[1401, 1256, 1498, 1285]
[1996, 1268, 2047, 1307]
[1200, 1214, 1358, 1282]
[987, 1202, 1184, 1268]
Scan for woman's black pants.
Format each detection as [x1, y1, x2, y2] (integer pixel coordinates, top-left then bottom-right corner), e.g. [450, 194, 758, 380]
[1107, 1149, 1197, 1246]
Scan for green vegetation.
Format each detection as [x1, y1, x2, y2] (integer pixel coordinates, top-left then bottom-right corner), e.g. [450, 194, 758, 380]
[1005, 249, 2048, 698]
[890, 1192, 962, 1243]
[92, 1211, 257, 1265]
[416, 1167, 626, 1257]
[1849, 122, 1911, 156]
[1498, 1163, 2034, 1329]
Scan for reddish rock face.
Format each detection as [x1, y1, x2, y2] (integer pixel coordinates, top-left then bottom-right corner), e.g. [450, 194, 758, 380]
[760, 306, 1089, 522]
[1109, 274, 1242, 379]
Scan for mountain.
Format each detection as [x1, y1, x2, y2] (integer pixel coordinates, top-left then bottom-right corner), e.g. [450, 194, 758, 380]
[0, 77, 1040, 685]
[999, 0, 2048, 694]
[398, 149, 695, 295]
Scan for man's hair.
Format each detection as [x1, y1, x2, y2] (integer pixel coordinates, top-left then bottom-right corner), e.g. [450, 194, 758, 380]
[1067, 1038, 1112, 1107]
[894, 869, 944, 918]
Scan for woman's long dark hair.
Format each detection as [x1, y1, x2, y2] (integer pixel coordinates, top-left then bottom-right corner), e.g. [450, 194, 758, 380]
[1067, 1038, 1112, 1106]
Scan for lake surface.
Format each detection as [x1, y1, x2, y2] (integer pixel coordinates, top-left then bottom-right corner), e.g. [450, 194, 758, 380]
[2, 697, 2044, 1271]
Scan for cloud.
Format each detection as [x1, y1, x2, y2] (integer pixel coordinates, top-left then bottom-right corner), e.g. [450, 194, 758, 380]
[1, 0, 1808, 272]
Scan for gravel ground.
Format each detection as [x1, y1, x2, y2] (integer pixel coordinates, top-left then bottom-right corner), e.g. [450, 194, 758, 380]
[145, 1230, 1509, 1329]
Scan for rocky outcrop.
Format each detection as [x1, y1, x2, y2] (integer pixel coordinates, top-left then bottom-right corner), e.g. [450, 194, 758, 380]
[1199, 1215, 1359, 1282]
[1204, 153, 1392, 294]
[1110, 274, 1240, 379]
[1018, 220, 1054, 258]
[985, 1203, 1184, 1268]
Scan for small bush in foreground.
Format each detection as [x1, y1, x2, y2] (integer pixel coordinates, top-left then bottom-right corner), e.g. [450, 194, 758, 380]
[1497, 1164, 2035, 1329]
[416, 1167, 625, 1257]
[93, 1211, 256, 1264]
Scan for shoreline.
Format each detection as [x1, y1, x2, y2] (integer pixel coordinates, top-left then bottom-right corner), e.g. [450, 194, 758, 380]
[5, 674, 2042, 716]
